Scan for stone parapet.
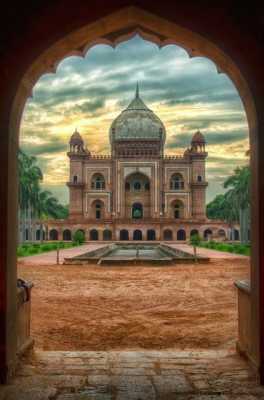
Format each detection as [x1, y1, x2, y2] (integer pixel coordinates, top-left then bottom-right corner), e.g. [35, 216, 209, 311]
[235, 280, 252, 365]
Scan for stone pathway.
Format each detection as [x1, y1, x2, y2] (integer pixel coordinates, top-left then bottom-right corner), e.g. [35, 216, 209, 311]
[170, 243, 248, 259]
[1, 350, 263, 399]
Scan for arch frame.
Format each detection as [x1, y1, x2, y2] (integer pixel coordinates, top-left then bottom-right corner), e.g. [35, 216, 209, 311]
[1, 4, 262, 383]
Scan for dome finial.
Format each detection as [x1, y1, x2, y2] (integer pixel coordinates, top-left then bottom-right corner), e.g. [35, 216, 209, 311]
[135, 82, 139, 98]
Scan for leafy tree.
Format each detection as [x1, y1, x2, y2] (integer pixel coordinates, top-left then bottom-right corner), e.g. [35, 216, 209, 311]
[207, 193, 238, 223]
[189, 233, 201, 261]
[73, 230, 85, 244]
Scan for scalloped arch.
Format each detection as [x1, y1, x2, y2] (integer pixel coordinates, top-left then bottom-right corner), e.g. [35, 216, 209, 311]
[11, 5, 256, 139]
[40, 33, 221, 92]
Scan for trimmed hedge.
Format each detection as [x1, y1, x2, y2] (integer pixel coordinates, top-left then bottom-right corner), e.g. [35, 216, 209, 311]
[199, 241, 250, 256]
[17, 241, 79, 257]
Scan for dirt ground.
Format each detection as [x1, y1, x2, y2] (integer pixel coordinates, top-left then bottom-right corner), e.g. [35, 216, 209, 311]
[18, 258, 249, 351]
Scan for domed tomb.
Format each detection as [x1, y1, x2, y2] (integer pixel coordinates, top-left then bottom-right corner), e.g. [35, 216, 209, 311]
[110, 84, 166, 157]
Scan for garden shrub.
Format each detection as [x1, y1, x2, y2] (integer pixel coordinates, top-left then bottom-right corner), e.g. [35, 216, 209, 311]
[73, 230, 85, 245]
[17, 239, 82, 257]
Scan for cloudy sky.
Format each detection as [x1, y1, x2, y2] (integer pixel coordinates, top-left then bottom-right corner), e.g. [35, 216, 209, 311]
[20, 35, 249, 204]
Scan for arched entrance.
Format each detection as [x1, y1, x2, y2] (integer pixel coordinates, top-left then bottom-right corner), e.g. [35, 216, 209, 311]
[120, 229, 129, 240]
[90, 229, 98, 241]
[63, 229, 72, 241]
[103, 229, 112, 241]
[125, 172, 150, 218]
[234, 229, 240, 241]
[49, 229, 58, 241]
[204, 229, 213, 240]
[133, 230, 142, 240]
[147, 229, 156, 240]
[163, 229, 173, 241]
[177, 229, 186, 241]
[2, 5, 262, 383]
[36, 229, 45, 241]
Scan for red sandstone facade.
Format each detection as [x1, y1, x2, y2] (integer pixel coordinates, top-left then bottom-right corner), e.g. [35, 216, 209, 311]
[47, 88, 233, 242]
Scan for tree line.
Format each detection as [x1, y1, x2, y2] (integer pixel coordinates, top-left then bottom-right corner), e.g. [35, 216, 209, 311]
[18, 149, 68, 241]
[206, 165, 250, 243]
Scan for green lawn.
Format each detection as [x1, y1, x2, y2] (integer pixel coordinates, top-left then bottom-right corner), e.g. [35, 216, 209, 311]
[199, 241, 250, 256]
[17, 241, 80, 257]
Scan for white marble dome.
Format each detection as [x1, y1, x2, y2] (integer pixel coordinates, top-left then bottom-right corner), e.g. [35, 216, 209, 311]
[109, 85, 166, 144]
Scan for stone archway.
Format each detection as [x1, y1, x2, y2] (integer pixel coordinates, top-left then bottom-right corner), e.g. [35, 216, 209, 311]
[125, 172, 150, 219]
[163, 229, 173, 241]
[63, 229, 72, 241]
[90, 229, 98, 241]
[204, 229, 213, 240]
[133, 230, 143, 241]
[120, 229, 129, 241]
[103, 229, 112, 241]
[147, 229, 156, 241]
[49, 229, 58, 241]
[1, 5, 262, 383]
[177, 229, 186, 241]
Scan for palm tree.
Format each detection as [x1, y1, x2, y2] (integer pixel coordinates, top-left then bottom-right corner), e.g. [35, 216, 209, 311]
[18, 149, 68, 243]
[34, 189, 52, 241]
[18, 150, 42, 241]
[224, 166, 250, 243]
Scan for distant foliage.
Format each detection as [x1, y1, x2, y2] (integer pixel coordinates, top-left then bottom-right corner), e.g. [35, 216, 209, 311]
[207, 193, 238, 222]
[206, 165, 250, 223]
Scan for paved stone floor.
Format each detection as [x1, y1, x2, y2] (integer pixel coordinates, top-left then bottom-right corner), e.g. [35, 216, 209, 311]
[1, 350, 264, 399]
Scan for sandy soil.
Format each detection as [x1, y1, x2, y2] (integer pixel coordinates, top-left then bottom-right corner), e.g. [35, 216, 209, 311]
[18, 258, 249, 351]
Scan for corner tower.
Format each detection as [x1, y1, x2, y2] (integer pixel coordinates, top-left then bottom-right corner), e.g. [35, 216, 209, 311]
[189, 131, 208, 220]
[67, 129, 87, 218]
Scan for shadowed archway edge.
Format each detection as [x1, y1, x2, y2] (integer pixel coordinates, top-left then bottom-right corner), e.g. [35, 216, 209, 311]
[1, 3, 263, 384]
